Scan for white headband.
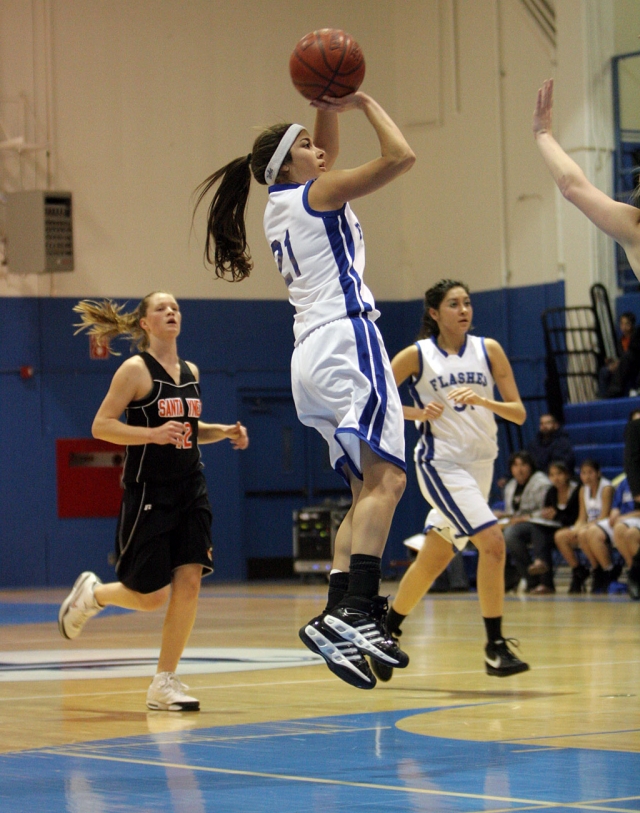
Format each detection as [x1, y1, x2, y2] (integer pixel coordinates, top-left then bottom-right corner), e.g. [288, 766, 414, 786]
[264, 123, 305, 184]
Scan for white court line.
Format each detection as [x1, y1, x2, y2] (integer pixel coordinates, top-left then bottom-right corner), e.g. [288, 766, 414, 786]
[1, 655, 638, 703]
[32, 749, 640, 812]
[32, 748, 564, 806]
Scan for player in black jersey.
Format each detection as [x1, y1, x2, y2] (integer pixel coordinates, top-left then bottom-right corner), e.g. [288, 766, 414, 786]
[58, 291, 248, 711]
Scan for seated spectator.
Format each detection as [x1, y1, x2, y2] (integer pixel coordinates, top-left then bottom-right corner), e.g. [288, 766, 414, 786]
[575, 474, 631, 593]
[526, 413, 576, 475]
[602, 312, 640, 398]
[498, 451, 551, 592]
[554, 459, 614, 593]
[527, 460, 580, 593]
[612, 510, 640, 600]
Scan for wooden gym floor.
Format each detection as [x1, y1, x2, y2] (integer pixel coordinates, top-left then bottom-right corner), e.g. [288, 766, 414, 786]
[0, 580, 638, 812]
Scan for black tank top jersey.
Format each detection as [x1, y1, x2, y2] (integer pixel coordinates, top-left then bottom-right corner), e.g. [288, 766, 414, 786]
[122, 352, 203, 484]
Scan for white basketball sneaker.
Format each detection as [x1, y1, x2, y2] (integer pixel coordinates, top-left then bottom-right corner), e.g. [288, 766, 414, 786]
[58, 571, 103, 640]
[146, 672, 200, 712]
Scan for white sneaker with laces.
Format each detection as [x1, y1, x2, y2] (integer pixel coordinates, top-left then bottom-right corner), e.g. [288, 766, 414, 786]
[146, 672, 200, 711]
[58, 571, 103, 640]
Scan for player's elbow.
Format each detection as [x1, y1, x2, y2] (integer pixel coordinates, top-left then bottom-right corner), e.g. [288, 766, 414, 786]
[398, 148, 416, 173]
[91, 418, 107, 440]
[558, 172, 585, 204]
[513, 404, 527, 426]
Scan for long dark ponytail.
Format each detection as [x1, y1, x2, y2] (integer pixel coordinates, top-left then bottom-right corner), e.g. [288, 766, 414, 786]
[418, 278, 470, 339]
[193, 123, 293, 282]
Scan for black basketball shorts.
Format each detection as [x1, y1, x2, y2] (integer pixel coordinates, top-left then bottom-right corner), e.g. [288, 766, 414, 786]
[115, 470, 214, 594]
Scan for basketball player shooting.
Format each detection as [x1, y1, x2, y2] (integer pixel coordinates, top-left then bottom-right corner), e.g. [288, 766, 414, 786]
[192, 28, 416, 690]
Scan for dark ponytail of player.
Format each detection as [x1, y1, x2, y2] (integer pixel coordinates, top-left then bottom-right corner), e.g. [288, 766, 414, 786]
[193, 123, 294, 282]
[418, 279, 470, 339]
[73, 292, 168, 354]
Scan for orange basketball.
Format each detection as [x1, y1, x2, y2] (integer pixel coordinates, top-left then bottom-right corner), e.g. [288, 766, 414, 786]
[289, 29, 365, 101]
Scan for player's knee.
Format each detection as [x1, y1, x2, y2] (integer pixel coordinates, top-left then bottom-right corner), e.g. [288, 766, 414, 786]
[174, 568, 202, 597]
[477, 527, 505, 562]
[138, 586, 170, 611]
[577, 527, 595, 550]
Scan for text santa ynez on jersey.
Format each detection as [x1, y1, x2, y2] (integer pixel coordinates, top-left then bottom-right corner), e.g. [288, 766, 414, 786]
[157, 398, 202, 418]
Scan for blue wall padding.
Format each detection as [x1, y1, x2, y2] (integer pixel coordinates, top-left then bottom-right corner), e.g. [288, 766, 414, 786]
[0, 281, 562, 587]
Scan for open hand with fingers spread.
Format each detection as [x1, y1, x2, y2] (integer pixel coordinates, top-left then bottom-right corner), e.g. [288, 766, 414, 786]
[533, 78, 554, 137]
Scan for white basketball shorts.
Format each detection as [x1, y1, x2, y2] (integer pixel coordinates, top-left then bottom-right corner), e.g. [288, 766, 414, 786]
[595, 518, 615, 544]
[415, 456, 497, 551]
[291, 315, 405, 481]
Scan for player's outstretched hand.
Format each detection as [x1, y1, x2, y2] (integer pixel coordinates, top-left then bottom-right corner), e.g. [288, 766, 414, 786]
[225, 421, 249, 450]
[533, 78, 553, 137]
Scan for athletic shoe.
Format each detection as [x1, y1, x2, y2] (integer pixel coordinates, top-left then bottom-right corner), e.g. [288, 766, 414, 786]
[58, 571, 103, 640]
[530, 583, 555, 595]
[369, 628, 403, 683]
[485, 638, 530, 677]
[527, 559, 549, 576]
[146, 672, 200, 711]
[627, 566, 640, 601]
[322, 596, 410, 669]
[299, 615, 376, 690]
[568, 564, 589, 594]
[590, 566, 608, 594]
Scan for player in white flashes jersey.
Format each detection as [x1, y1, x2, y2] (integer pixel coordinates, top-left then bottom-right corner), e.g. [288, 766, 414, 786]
[193, 92, 416, 689]
[370, 280, 531, 683]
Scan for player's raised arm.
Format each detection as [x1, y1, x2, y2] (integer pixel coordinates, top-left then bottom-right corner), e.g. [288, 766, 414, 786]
[309, 93, 416, 209]
[534, 78, 640, 275]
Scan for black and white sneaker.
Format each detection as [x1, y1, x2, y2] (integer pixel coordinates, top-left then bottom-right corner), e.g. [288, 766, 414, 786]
[485, 638, 530, 677]
[299, 615, 376, 690]
[627, 565, 640, 601]
[322, 597, 409, 670]
[370, 627, 402, 683]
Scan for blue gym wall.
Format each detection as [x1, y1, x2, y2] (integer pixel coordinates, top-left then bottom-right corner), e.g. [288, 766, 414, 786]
[0, 281, 564, 589]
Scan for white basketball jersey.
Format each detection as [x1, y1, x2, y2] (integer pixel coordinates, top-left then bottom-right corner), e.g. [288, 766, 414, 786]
[583, 477, 611, 521]
[263, 180, 380, 345]
[411, 335, 498, 464]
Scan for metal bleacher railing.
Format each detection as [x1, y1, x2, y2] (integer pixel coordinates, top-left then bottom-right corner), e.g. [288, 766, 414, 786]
[540, 284, 614, 422]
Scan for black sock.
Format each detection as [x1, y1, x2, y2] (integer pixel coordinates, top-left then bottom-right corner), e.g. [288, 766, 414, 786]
[484, 616, 503, 644]
[386, 606, 406, 635]
[324, 571, 349, 613]
[345, 554, 381, 602]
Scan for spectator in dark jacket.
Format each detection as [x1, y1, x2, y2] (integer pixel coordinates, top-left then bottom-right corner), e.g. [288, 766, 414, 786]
[526, 414, 576, 474]
[604, 313, 640, 398]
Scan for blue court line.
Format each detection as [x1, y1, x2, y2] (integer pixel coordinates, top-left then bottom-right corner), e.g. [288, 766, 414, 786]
[1, 706, 638, 813]
[0, 603, 130, 626]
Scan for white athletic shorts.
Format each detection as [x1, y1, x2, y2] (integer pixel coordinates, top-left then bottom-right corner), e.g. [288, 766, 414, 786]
[415, 457, 497, 551]
[595, 518, 615, 544]
[595, 514, 640, 542]
[291, 315, 405, 482]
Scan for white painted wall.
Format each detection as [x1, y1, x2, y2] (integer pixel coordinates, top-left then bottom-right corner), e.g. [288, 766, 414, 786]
[0, 0, 635, 304]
